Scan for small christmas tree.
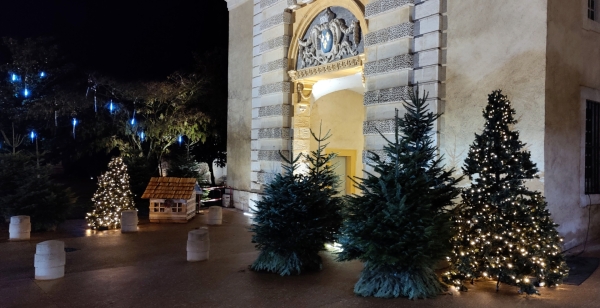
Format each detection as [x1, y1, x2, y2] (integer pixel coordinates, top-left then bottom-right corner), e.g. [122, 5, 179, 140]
[86, 157, 136, 230]
[337, 88, 461, 299]
[444, 90, 568, 294]
[250, 129, 343, 275]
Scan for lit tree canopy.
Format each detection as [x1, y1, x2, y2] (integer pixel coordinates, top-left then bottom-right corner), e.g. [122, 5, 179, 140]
[444, 90, 568, 294]
[86, 157, 136, 229]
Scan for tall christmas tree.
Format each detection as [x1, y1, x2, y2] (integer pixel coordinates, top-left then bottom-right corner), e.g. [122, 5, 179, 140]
[86, 157, 136, 230]
[250, 129, 343, 275]
[337, 88, 461, 299]
[444, 90, 568, 294]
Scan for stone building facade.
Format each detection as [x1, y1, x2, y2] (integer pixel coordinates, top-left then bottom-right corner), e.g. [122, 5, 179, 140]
[224, 0, 600, 249]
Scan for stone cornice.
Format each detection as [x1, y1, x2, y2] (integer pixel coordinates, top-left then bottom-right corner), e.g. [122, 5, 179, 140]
[224, 0, 249, 11]
[289, 55, 365, 82]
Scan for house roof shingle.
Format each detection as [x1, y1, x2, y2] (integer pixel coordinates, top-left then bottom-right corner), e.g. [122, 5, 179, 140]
[141, 177, 198, 200]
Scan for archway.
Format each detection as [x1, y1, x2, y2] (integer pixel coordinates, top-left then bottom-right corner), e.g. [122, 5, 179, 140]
[287, 5, 367, 193]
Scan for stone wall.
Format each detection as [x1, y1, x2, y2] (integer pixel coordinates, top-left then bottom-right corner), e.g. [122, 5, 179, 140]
[545, 0, 600, 249]
[227, 0, 254, 210]
[363, 0, 445, 172]
[444, 0, 547, 191]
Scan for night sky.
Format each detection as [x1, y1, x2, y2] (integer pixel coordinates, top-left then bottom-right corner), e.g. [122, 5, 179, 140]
[0, 0, 229, 80]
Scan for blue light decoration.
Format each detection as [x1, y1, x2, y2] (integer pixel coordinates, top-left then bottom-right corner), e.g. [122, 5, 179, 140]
[30, 131, 36, 143]
[72, 118, 78, 139]
[130, 110, 136, 125]
[109, 101, 114, 114]
[178, 135, 183, 146]
[11, 73, 17, 82]
[23, 88, 30, 97]
[40, 71, 46, 78]
[139, 131, 146, 141]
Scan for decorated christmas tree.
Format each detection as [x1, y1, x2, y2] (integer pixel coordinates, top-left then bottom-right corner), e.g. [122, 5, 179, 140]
[337, 88, 461, 299]
[86, 157, 136, 230]
[444, 90, 568, 294]
[250, 129, 343, 275]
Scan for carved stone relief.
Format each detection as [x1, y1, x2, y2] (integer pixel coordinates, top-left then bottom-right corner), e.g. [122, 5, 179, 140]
[296, 7, 363, 69]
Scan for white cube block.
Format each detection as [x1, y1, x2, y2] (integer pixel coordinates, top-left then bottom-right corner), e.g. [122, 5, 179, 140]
[35, 265, 65, 280]
[222, 195, 232, 208]
[187, 251, 209, 261]
[208, 206, 223, 225]
[187, 228, 210, 242]
[121, 210, 138, 233]
[187, 229, 210, 262]
[34, 240, 65, 280]
[10, 215, 30, 225]
[9, 215, 31, 241]
[35, 240, 64, 254]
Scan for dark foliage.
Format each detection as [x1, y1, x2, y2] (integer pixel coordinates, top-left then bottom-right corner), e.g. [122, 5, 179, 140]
[337, 88, 461, 299]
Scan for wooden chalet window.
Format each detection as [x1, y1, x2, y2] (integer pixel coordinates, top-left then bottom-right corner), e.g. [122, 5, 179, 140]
[152, 201, 184, 212]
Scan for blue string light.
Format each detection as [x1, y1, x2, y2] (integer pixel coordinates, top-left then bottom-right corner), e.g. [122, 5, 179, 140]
[139, 131, 145, 141]
[109, 101, 114, 113]
[178, 135, 183, 145]
[30, 131, 36, 142]
[23, 88, 29, 97]
[40, 72, 46, 78]
[72, 118, 78, 139]
[11, 73, 17, 82]
[131, 110, 136, 125]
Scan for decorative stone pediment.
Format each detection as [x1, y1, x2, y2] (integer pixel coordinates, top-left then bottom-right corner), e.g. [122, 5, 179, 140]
[296, 7, 364, 70]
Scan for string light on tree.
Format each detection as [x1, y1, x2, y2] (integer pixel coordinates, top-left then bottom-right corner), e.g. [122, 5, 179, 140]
[72, 118, 78, 139]
[444, 90, 568, 295]
[86, 157, 136, 230]
[130, 110, 136, 125]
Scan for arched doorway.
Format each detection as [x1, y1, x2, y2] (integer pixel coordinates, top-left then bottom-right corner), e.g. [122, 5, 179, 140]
[288, 5, 367, 193]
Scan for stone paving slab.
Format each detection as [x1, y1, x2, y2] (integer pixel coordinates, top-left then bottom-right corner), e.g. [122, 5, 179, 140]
[1, 209, 600, 307]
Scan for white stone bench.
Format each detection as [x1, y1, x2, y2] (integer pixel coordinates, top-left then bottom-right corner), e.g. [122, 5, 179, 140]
[9, 215, 31, 241]
[208, 206, 222, 225]
[187, 228, 209, 261]
[121, 210, 138, 233]
[35, 240, 65, 280]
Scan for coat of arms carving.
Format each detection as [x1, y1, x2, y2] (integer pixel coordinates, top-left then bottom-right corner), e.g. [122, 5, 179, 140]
[297, 7, 362, 69]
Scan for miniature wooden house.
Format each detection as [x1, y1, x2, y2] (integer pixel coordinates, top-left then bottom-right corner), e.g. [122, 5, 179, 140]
[141, 177, 200, 223]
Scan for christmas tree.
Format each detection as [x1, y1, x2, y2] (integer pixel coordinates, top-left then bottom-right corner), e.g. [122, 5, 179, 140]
[444, 90, 568, 294]
[337, 88, 461, 299]
[250, 129, 343, 275]
[86, 157, 136, 230]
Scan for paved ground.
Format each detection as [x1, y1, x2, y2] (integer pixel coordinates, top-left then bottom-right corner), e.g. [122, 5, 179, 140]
[1, 209, 600, 308]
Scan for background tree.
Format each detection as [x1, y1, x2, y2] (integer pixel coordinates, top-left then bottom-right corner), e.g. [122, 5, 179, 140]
[0, 37, 80, 156]
[251, 130, 343, 275]
[190, 49, 227, 184]
[0, 153, 75, 231]
[86, 157, 135, 229]
[167, 147, 201, 180]
[337, 89, 461, 299]
[444, 90, 568, 294]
